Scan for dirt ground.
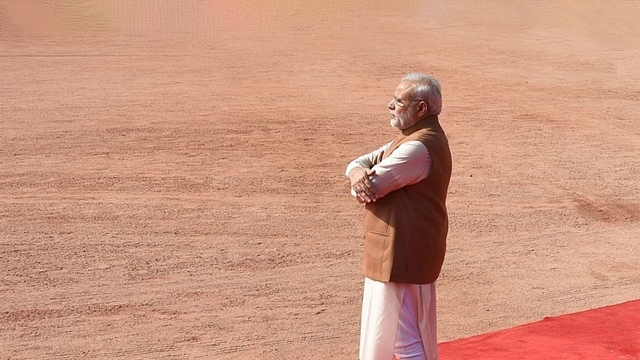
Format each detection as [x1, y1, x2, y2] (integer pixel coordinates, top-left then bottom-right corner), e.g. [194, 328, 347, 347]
[1, 1, 639, 359]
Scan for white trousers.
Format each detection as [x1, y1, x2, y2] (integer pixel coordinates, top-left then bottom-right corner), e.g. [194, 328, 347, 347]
[359, 277, 438, 360]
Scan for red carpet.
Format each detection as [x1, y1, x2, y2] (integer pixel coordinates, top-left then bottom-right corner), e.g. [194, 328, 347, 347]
[439, 299, 640, 360]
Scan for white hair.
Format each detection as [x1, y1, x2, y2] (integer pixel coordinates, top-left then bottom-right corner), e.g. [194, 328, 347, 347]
[402, 73, 442, 116]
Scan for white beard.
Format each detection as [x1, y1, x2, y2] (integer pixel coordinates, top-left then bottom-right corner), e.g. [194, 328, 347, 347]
[390, 112, 414, 130]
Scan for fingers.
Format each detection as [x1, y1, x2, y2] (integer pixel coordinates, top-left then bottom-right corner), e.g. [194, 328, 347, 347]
[349, 167, 378, 203]
[349, 168, 368, 186]
[353, 175, 377, 203]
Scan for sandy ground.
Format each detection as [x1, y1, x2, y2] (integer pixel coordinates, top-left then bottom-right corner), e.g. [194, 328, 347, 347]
[1, 1, 639, 359]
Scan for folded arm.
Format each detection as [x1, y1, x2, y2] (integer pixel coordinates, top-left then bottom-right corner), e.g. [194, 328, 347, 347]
[346, 141, 432, 203]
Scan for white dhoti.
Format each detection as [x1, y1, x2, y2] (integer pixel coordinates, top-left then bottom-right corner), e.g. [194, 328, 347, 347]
[359, 277, 438, 360]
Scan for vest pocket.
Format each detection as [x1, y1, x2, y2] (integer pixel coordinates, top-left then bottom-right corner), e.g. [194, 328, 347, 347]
[364, 203, 393, 235]
[363, 230, 393, 281]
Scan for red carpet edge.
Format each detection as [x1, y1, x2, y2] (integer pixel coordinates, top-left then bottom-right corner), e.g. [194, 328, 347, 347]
[438, 299, 640, 360]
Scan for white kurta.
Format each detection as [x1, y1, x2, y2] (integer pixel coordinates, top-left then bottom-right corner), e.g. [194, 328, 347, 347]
[360, 278, 437, 360]
[347, 141, 437, 360]
[345, 140, 432, 199]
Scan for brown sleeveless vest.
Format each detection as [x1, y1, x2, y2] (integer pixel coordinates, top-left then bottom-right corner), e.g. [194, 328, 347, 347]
[362, 116, 452, 284]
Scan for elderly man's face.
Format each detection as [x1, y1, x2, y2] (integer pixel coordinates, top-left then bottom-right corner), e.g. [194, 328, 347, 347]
[388, 80, 421, 130]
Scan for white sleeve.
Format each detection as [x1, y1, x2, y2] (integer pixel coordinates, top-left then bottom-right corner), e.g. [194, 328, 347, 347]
[368, 140, 432, 199]
[345, 142, 392, 177]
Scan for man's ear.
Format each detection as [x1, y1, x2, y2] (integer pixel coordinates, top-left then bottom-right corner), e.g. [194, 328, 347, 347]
[419, 101, 429, 116]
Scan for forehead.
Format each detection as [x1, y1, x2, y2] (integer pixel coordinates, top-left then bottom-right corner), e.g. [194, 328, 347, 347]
[394, 80, 415, 99]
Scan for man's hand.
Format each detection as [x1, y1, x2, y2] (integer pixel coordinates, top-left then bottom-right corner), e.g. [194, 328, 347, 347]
[349, 167, 377, 204]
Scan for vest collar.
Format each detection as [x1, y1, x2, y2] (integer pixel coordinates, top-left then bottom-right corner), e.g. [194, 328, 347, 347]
[401, 115, 439, 136]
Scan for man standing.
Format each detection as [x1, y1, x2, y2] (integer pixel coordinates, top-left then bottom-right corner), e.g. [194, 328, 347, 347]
[346, 73, 452, 360]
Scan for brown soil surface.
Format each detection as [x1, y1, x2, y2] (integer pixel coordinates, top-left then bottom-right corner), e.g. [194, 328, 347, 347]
[1, 1, 639, 359]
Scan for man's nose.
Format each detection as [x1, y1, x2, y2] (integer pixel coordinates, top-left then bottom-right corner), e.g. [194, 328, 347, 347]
[388, 100, 395, 110]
